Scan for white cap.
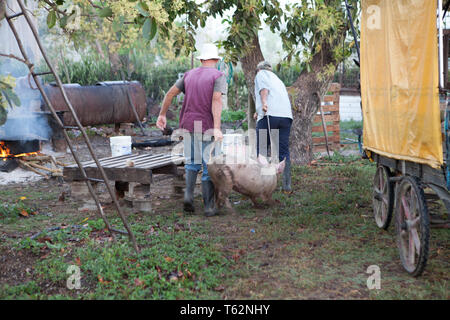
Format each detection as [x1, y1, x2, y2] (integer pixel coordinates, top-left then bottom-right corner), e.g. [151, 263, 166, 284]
[196, 43, 221, 61]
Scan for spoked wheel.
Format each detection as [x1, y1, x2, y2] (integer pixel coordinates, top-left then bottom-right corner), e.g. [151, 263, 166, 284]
[395, 176, 430, 277]
[372, 165, 394, 229]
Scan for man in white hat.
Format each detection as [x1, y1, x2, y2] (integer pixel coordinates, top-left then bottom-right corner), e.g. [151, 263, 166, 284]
[157, 43, 227, 217]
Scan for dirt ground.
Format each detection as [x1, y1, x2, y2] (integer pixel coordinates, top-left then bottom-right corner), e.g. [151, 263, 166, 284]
[0, 129, 448, 300]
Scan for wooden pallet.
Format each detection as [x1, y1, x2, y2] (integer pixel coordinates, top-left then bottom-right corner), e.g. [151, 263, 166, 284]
[312, 83, 341, 153]
[63, 153, 185, 184]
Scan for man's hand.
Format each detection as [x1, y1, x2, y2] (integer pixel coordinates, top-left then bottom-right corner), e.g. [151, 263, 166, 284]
[213, 128, 223, 141]
[156, 115, 167, 131]
[158, 85, 181, 131]
[253, 112, 258, 120]
[262, 104, 268, 113]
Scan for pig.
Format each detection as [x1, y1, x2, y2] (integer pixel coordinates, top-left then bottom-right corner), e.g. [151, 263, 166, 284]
[207, 154, 286, 212]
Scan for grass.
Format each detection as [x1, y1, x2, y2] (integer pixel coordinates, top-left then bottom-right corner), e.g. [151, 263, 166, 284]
[340, 120, 363, 145]
[0, 154, 448, 299]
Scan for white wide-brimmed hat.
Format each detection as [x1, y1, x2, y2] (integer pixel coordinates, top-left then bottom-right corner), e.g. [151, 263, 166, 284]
[196, 43, 221, 61]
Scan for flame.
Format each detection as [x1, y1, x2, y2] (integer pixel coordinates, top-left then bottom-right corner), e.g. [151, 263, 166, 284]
[0, 141, 39, 161]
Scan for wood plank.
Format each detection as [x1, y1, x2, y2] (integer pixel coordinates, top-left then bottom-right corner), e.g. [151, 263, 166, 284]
[324, 95, 334, 102]
[152, 164, 179, 175]
[69, 153, 179, 169]
[313, 114, 340, 123]
[115, 154, 172, 168]
[329, 83, 341, 92]
[131, 156, 185, 169]
[63, 153, 184, 183]
[116, 155, 183, 169]
[321, 105, 339, 113]
[313, 136, 340, 144]
[63, 166, 153, 183]
[70, 153, 143, 168]
[312, 125, 340, 133]
[323, 113, 340, 122]
[97, 154, 167, 168]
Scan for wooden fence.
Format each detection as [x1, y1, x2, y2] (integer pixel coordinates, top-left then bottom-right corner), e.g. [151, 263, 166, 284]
[312, 83, 341, 153]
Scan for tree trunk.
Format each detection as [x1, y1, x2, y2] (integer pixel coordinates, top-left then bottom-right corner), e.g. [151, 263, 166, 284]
[238, 35, 339, 165]
[0, 0, 6, 22]
[290, 45, 336, 165]
[239, 36, 265, 158]
[240, 36, 265, 131]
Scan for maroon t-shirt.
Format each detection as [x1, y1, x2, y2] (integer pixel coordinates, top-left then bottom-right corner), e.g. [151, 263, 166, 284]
[178, 67, 224, 133]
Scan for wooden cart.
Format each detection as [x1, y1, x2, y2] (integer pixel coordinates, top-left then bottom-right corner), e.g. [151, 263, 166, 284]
[354, 0, 450, 276]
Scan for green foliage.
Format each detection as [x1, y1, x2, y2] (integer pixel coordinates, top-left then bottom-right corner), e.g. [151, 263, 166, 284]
[227, 63, 302, 112]
[340, 120, 363, 131]
[227, 71, 248, 110]
[0, 74, 20, 125]
[211, 0, 281, 63]
[39, 0, 205, 57]
[221, 109, 246, 122]
[333, 66, 360, 89]
[5, 213, 231, 299]
[0, 199, 36, 224]
[1, 155, 449, 299]
[142, 17, 157, 41]
[44, 54, 192, 102]
[280, 1, 359, 72]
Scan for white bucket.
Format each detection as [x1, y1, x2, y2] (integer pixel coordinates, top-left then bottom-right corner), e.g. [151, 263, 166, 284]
[110, 136, 132, 157]
[222, 134, 246, 163]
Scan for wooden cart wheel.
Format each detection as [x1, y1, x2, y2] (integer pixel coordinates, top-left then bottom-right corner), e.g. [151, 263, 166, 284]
[372, 165, 394, 229]
[395, 176, 430, 277]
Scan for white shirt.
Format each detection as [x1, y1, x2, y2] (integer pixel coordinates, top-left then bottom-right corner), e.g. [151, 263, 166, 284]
[254, 70, 293, 122]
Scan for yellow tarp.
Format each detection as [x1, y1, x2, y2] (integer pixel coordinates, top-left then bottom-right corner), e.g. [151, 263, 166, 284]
[361, 0, 444, 169]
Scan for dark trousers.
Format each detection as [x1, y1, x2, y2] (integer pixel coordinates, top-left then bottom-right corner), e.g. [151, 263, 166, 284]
[256, 116, 292, 162]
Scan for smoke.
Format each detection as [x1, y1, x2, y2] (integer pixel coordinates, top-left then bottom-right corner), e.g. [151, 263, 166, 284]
[0, 74, 52, 141]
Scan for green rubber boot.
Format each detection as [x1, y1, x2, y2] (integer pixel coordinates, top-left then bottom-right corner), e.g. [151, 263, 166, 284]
[183, 170, 198, 213]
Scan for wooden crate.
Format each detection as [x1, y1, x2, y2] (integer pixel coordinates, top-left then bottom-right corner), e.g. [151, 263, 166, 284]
[312, 83, 341, 153]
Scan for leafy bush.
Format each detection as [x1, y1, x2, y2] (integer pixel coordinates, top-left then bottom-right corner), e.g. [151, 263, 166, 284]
[0, 199, 37, 224]
[44, 54, 192, 102]
[221, 109, 246, 122]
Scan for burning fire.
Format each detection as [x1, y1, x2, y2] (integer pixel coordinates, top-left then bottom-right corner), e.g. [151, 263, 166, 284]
[0, 141, 39, 161]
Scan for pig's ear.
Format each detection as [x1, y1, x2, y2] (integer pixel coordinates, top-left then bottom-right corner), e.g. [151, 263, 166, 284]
[277, 159, 286, 174]
[257, 155, 269, 166]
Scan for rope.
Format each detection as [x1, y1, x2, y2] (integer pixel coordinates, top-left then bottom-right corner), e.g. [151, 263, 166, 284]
[218, 59, 234, 85]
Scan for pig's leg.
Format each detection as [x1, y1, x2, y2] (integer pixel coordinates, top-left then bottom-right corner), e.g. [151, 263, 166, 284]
[224, 197, 237, 214]
[260, 193, 277, 207]
[250, 196, 264, 209]
[214, 187, 223, 209]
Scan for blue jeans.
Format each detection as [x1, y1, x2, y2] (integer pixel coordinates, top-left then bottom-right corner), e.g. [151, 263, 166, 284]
[183, 133, 220, 181]
[256, 116, 292, 162]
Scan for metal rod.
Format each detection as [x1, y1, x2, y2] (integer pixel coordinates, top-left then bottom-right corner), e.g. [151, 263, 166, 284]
[5, 13, 116, 243]
[6, 12, 23, 19]
[439, 0, 445, 88]
[32, 71, 53, 77]
[120, 71, 146, 136]
[13, 0, 139, 253]
[319, 101, 331, 157]
[344, 0, 360, 64]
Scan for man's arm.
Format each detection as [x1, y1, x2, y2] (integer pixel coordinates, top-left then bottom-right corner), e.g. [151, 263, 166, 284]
[259, 88, 269, 113]
[211, 91, 223, 141]
[156, 85, 181, 130]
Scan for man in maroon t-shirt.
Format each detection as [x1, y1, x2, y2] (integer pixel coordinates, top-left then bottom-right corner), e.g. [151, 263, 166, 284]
[157, 44, 227, 217]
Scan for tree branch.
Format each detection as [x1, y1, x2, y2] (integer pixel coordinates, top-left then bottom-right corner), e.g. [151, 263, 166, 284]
[41, 0, 67, 16]
[0, 52, 29, 66]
